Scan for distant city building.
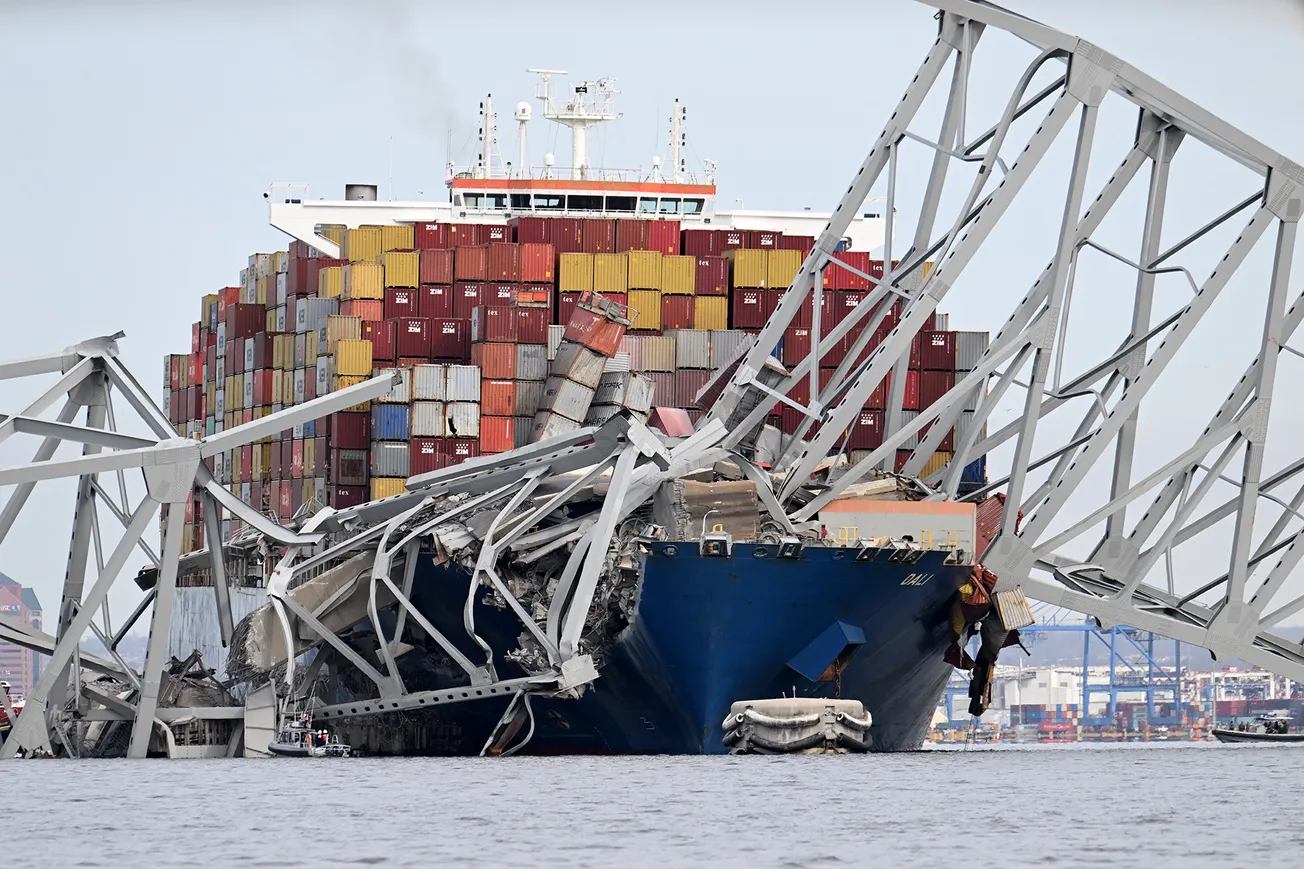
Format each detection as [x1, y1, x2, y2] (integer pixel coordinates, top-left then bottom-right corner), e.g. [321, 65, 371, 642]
[0, 572, 42, 698]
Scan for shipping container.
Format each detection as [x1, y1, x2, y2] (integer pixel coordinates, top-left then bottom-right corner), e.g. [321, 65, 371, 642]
[580, 218, 615, 254]
[681, 229, 719, 257]
[541, 377, 596, 423]
[920, 370, 956, 407]
[481, 379, 516, 416]
[410, 401, 446, 437]
[446, 224, 481, 248]
[660, 255, 696, 295]
[416, 284, 453, 320]
[447, 401, 481, 438]
[674, 369, 711, 407]
[318, 266, 345, 298]
[661, 295, 694, 331]
[486, 243, 520, 283]
[409, 436, 444, 474]
[383, 287, 420, 320]
[364, 319, 397, 361]
[518, 243, 555, 283]
[471, 305, 517, 343]
[547, 325, 566, 361]
[647, 220, 680, 255]
[626, 250, 663, 290]
[380, 224, 415, 253]
[767, 249, 803, 288]
[479, 415, 515, 453]
[330, 448, 369, 487]
[370, 477, 407, 500]
[344, 227, 383, 263]
[636, 336, 676, 372]
[471, 342, 516, 379]
[331, 485, 368, 510]
[667, 329, 710, 369]
[370, 442, 410, 478]
[419, 248, 455, 286]
[414, 222, 450, 250]
[730, 289, 767, 329]
[334, 339, 373, 377]
[513, 284, 552, 309]
[550, 343, 608, 388]
[694, 296, 729, 331]
[430, 318, 470, 360]
[411, 364, 446, 401]
[515, 379, 545, 416]
[515, 343, 548, 381]
[343, 262, 385, 300]
[546, 218, 582, 253]
[955, 331, 989, 371]
[559, 253, 594, 293]
[593, 253, 628, 293]
[378, 365, 411, 403]
[446, 364, 481, 401]
[296, 298, 338, 334]
[371, 403, 411, 440]
[452, 282, 486, 319]
[918, 331, 957, 371]
[614, 219, 649, 252]
[454, 246, 488, 281]
[627, 290, 662, 332]
[382, 251, 420, 288]
[827, 251, 871, 290]
[728, 249, 769, 289]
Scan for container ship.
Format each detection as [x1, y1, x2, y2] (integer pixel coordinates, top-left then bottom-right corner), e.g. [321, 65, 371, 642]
[162, 72, 994, 755]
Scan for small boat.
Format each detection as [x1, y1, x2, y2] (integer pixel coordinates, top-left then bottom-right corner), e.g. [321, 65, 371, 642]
[1212, 713, 1304, 744]
[268, 714, 352, 758]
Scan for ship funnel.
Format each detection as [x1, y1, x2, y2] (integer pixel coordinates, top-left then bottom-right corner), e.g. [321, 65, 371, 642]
[344, 184, 378, 201]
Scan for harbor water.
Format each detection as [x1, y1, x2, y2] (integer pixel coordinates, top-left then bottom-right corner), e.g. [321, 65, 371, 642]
[8, 743, 1301, 867]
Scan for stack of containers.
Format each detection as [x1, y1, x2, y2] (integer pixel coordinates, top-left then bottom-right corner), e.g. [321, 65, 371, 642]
[168, 218, 973, 554]
[532, 292, 631, 442]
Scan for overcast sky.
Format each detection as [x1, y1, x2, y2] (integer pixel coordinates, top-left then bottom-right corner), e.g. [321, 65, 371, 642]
[3, 0, 1304, 635]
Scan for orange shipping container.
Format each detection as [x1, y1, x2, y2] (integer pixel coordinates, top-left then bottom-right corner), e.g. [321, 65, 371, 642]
[470, 342, 517, 379]
[486, 243, 520, 282]
[479, 415, 515, 454]
[455, 246, 488, 281]
[519, 243, 556, 283]
[481, 379, 517, 416]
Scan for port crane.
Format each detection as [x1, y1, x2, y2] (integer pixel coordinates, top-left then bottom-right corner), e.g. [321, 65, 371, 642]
[3, 0, 1304, 757]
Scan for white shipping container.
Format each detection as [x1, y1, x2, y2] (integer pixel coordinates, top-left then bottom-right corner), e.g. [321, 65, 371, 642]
[934, 312, 950, 330]
[379, 366, 412, 404]
[276, 272, 287, 306]
[370, 441, 411, 478]
[316, 357, 329, 397]
[637, 336, 676, 373]
[216, 322, 227, 356]
[594, 372, 630, 406]
[294, 333, 306, 368]
[668, 329, 711, 370]
[215, 355, 225, 382]
[242, 376, 254, 409]
[541, 376, 596, 423]
[955, 331, 990, 372]
[618, 335, 643, 370]
[710, 330, 753, 369]
[161, 391, 171, 420]
[411, 364, 446, 401]
[515, 344, 548, 381]
[515, 380, 545, 416]
[275, 305, 287, 333]
[214, 389, 225, 416]
[624, 374, 655, 413]
[603, 352, 631, 373]
[244, 339, 255, 372]
[513, 416, 532, 449]
[446, 365, 481, 402]
[411, 401, 446, 437]
[213, 450, 225, 483]
[584, 404, 623, 425]
[547, 325, 566, 361]
[531, 410, 582, 442]
[447, 401, 481, 438]
[899, 410, 920, 449]
[550, 343, 607, 388]
[955, 410, 985, 447]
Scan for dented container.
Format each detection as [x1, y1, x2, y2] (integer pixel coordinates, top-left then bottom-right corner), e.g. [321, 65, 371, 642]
[447, 402, 481, 438]
[531, 410, 582, 442]
[410, 401, 446, 437]
[541, 376, 596, 422]
[515, 343, 548, 381]
[550, 343, 608, 388]
[378, 366, 411, 403]
[515, 379, 545, 416]
[627, 290, 662, 332]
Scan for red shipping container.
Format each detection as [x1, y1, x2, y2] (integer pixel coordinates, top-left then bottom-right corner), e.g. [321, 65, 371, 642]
[661, 295, 694, 330]
[558, 292, 581, 327]
[446, 438, 481, 465]
[481, 380, 516, 416]
[454, 246, 488, 281]
[834, 290, 867, 330]
[828, 251, 871, 290]
[843, 409, 885, 449]
[486, 243, 520, 282]
[393, 317, 432, 358]
[326, 412, 371, 449]
[430, 318, 470, 361]
[253, 370, 273, 406]
[249, 332, 271, 369]
[191, 322, 201, 354]
[485, 283, 516, 307]
[916, 417, 955, 451]
[518, 243, 555, 283]
[747, 230, 779, 250]
[418, 284, 454, 319]
[513, 285, 553, 309]
[581, 219, 616, 254]
[340, 299, 383, 322]
[918, 331, 956, 371]
[681, 230, 719, 257]
[277, 482, 293, 517]
[419, 248, 455, 285]
[615, 219, 649, 252]
[384, 287, 420, 320]
[694, 256, 729, 296]
[779, 235, 814, 253]
[718, 229, 745, 252]
[920, 370, 955, 408]
[782, 326, 812, 367]
[547, 218, 583, 253]
[471, 305, 517, 343]
[513, 306, 549, 344]
[471, 342, 517, 379]
[290, 440, 303, 479]
[674, 369, 710, 407]
[331, 485, 368, 510]
[226, 303, 264, 339]
[483, 225, 508, 243]
[364, 319, 397, 361]
[226, 338, 243, 374]
[647, 220, 680, 255]
[269, 443, 282, 478]
[479, 416, 515, 454]
[414, 222, 450, 250]
[221, 285, 240, 308]
[453, 282, 486, 319]
[409, 437, 444, 475]
[731, 290, 767, 329]
[447, 224, 481, 247]
[903, 370, 922, 410]
[511, 216, 549, 244]
[763, 289, 782, 320]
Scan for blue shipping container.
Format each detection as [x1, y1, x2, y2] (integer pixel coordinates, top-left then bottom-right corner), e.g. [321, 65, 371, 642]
[371, 403, 411, 440]
[961, 455, 987, 484]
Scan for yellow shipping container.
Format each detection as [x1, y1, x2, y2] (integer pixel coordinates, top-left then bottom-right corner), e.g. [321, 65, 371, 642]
[302, 477, 318, 507]
[200, 293, 218, 323]
[302, 439, 315, 479]
[626, 250, 663, 290]
[265, 308, 277, 334]
[768, 249, 803, 288]
[336, 339, 373, 376]
[382, 250, 421, 288]
[727, 249, 769, 288]
[254, 274, 268, 306]
[272, 251, 289, 274]
[694, 296, 729, 331]
[325, 315, 362, 350]
[627, 290, 663, 332]
[304, 329, 319, 365]
[923, 261, 936, 282]
[345, 226, 383, 263]
[318, 266, 345, 299]
[920, 451, 953, 478]
[271, 370, 282, 404]
[593, 253, 628, 293]
[205, 381, 215, 416]
[380, 224, 415, 253]
[320, 224, 346, 250]
[661, 255, 696, 295]
[343, 262, 385, 300]
[559, 253, 595, 292]
[231, 374, 245, 411]
[371, 477, 408, 500]
[333, 374, 371, 412]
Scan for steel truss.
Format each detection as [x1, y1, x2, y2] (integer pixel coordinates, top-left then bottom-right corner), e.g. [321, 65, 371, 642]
[0, 334, 399, 758]
[706, 1, 1304, 681]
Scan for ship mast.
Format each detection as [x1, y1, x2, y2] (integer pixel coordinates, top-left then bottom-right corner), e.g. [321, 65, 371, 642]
[529, 69, 619, 181]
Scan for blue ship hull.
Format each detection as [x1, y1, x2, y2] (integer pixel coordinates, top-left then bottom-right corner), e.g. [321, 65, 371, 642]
[393, 543, 968, 754]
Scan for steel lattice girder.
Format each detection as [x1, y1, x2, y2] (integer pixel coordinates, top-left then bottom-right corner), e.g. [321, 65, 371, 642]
[701, 0, 1304, 682]
[0, 335, 400, 759]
